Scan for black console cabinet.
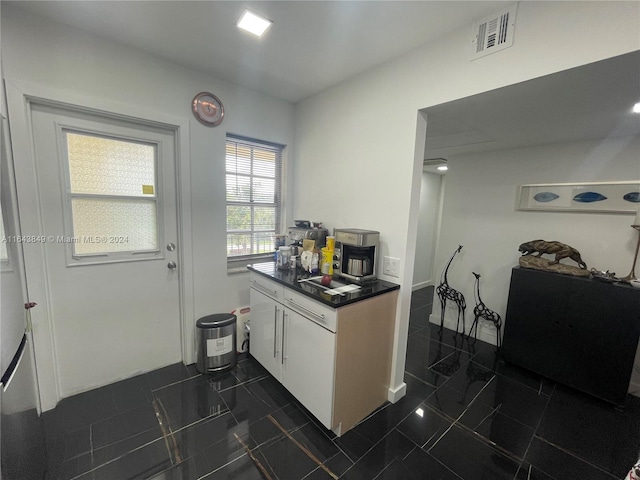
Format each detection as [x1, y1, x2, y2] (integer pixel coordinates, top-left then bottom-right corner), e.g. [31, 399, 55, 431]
[502, 267, 640, 405]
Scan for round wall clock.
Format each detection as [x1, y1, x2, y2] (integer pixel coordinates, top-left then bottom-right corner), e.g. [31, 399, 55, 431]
[191, 92, 224, 127]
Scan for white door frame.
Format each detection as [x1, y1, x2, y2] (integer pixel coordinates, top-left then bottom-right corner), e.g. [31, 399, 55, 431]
[5, 79, 194, 411]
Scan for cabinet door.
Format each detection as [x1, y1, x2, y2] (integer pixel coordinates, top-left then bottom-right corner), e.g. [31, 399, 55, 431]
[249, 287, 282, 380]
[282, 308, 336, 429]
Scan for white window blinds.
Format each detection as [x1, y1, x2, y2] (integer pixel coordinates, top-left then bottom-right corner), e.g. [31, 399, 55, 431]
[225, 135, 283, 259]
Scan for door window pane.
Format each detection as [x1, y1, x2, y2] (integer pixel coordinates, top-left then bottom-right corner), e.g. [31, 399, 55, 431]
[66, 132, 156, 197]
[71, 198, 157, 254]
[64, 131, 159, 258]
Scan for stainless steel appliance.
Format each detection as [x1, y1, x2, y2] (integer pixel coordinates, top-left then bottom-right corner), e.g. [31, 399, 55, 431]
[334, 229, 379, 283]
[287, 226, 328, 252]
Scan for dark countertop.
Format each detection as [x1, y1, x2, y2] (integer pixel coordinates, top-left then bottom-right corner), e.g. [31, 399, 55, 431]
[248, 262, 400, 308]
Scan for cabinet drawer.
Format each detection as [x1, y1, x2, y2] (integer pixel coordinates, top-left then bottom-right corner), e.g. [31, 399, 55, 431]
[249, 272, 284, 302]
[283, 288, 337, 332]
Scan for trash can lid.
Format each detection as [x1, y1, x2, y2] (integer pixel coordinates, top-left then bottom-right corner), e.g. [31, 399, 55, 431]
[196, 313, 237, 328]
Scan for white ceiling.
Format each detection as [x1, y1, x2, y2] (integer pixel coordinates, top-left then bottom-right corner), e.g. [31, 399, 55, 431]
[424, 50, 640, 160]
[8, 1, 639, 163]
[9, 0, 506, 103]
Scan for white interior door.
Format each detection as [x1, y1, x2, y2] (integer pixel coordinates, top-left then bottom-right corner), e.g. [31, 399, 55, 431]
[27, 102, 182, 399]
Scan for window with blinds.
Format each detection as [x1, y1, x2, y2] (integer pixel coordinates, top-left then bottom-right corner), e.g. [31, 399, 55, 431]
[225, 135, 283, 261]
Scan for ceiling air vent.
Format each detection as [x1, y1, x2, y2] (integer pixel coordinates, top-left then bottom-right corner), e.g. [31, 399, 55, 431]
[471, 4, 517, 60]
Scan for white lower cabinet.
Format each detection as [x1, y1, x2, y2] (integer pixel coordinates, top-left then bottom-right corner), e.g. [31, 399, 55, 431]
[249, 271, 397, 436]
[281, 306, 335, 428]
[250, 274, 336, 429]
[248, 287, 282, 380]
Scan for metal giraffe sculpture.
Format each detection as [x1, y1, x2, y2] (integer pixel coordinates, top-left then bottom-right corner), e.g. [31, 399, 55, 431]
[469, 272, 502, 349]
[436, 245, 466, 334]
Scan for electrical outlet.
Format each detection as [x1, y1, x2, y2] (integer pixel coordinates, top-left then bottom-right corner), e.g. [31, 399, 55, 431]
[383, 256, 400, 278]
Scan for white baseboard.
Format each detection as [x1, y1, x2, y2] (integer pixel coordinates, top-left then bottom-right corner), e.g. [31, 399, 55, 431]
[412, 281, 434, 291]
[387, 381, 407, 403]
[428, 313, 499, 347]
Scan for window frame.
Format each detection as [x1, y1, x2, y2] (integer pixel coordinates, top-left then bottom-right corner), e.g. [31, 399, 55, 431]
[225, 134, 284, 271]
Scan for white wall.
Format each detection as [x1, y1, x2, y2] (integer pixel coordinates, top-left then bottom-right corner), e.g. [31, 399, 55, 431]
[412, 172, 442, 289]
[294, 2, 640, 400]
[1, 5, 295, 406]
[432, 136, 640, 338]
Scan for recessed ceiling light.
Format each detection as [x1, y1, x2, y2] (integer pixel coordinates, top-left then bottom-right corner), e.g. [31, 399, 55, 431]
[633, 102, 640, 113]
[437, 165, 448, 171]
[237, 10, 272, 37]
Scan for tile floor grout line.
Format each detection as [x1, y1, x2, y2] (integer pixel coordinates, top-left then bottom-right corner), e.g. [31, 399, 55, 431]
[427, 374, 497, 452]
[371, 456, 399, 480]
[531, 434, 621, 479]
[267, 414, 339, 480]
[422, 447, 466, 480]
[338, 428, 398, 479]
[514, 382, 556, 480]
[397, 427, 465, 480]
[404, 370, 438, 390]
[149, 373, 202, 393]
[472, 402, 503, 430]
[152, 397, 184, 465]
[233, 431, 274, 480]
[66, 435, 170, 479]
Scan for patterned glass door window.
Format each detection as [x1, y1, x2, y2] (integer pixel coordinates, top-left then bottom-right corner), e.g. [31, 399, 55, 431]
[64, 131, 158, 256]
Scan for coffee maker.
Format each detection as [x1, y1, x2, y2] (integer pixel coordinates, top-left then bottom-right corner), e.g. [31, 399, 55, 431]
[334, 229, 379, 283]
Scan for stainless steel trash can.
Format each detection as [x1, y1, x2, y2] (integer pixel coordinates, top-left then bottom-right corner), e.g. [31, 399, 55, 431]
[196, 313, 237, 373]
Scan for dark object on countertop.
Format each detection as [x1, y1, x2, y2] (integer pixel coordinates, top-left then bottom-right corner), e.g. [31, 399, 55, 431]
[518, 239, 587, 269]
[436, 245, 466, 335]
[469, 272, 502, 350]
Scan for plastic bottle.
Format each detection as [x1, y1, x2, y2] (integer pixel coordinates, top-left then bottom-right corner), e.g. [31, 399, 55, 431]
[321, 247, 333, 275]
[277, 246, 291, 270]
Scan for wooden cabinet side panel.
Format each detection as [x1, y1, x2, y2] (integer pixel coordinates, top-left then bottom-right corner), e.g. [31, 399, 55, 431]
[333, 290, 398, 433]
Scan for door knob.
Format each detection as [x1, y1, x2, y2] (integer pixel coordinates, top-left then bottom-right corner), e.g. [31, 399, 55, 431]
[167, 261, 177, 270]
[166, 243, 176, 251]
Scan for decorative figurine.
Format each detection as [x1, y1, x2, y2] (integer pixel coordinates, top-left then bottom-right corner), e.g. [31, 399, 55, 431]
[468, 272, 502, 349]
[436, 245, 466, 335]
[518, 239, 587, 269]
[518, 239, 590, 277]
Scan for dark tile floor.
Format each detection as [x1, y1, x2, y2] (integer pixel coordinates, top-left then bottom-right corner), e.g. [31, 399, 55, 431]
[36, 287, 640, 479]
